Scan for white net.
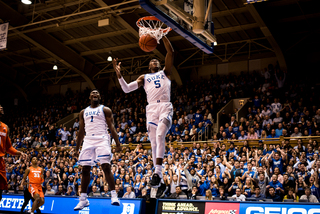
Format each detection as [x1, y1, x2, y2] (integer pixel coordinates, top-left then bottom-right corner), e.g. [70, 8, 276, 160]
[137, 18, 171, 44]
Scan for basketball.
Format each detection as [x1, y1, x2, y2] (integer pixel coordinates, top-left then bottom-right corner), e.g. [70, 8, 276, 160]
[139, 34, 157, 52]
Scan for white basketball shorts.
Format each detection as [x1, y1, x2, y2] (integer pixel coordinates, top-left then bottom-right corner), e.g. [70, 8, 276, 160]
[78, 135, 111, 166]
[146, 102, 173, 128]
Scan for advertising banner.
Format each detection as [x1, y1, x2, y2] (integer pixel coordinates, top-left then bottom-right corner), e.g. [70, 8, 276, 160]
[157, 200, 205, 214]
[0, 22, 9, 50]
[0, 195, 144, 214]
[240, 202, 320, 214]
[157, 199, 320, 214]
[205, 202, 240, 214]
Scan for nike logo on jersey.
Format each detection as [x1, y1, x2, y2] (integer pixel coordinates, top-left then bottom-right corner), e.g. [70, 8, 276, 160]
[146, 74, 165, 83]
[85, 110, 101, 117]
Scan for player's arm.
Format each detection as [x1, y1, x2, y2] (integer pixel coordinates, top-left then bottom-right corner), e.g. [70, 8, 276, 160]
[20, 168, 30, 188]
[113, 58, 144, 92]
[162, 36, 174, 77]
[41, 168, 45, 181]
[104, 107, 122, 152]
[76, 110, 85, 152]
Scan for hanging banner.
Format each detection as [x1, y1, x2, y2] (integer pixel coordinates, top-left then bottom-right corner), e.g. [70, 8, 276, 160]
[0, 22, 9, 51]
[245, 0, 268, 4]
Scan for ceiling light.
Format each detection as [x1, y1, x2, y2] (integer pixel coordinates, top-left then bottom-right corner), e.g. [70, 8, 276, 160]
[21, 0, 32, 5]
[107, 51, 112, 62]
[53, 64, 58, 70]
[214, 41, 218, 46]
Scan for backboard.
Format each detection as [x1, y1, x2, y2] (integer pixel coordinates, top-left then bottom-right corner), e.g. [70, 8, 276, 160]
[139, 0, 216, 54]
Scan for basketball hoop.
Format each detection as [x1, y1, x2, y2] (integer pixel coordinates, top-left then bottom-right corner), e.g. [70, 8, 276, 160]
[136, 16, 171, 44]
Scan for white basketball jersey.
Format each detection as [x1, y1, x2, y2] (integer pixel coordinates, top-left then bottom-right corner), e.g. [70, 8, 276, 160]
[83, 105, 108, 137]
[144, 70, 171, 104]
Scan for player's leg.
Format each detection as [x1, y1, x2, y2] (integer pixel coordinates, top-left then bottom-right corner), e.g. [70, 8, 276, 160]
[0, 158, 7, 202]
[28, 189, 41, 214]
[101, 163, 120, 205]
[155, 119, 170, 172]
[146, 104, 159, 167]
[35, 187, 45, 212]
[38, 197, 44, 209]
[33, 198, 42, 214]
[31, 193, 40, 213]
[148, 125, 157, 165]
[73, 165, 91, 210]
[97, 140, 120, 205]
[150, 103, 172, 187]
[74, 144, 93, 211]
[80, 166, 91, 194]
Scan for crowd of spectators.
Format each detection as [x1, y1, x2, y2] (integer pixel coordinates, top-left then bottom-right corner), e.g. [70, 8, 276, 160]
[2, 64, 320, 203]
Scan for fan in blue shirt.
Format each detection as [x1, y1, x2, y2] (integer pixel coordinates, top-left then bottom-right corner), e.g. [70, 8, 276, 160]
[198, 177, 210, 196]
[194, 110, 203, 126]
[202, 116, 212, 127]
[170, 120, 179, 134]
[232, 125, 239, 133]
[268, 150, 286, 174]
[118, 132, 126, 144]
[267, 129, 279, 138]
[226, 143, 236, 158]
[267, 174, 284, 195]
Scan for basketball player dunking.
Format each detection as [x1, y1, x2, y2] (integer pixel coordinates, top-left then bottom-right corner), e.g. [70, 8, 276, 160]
[113, 36, 174, 187]
[0, 105, 26, 202]
[20, 157, 45, 214]
[74, 89, 121, 210]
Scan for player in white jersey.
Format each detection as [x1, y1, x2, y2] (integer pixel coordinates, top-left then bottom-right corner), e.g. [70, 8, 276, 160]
[74, 89, 121, 210]
[113, 36, 173, 188]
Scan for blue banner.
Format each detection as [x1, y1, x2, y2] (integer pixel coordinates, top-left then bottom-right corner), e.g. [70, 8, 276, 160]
[0, 195, 145, 214]
[240, 202, 320, 214]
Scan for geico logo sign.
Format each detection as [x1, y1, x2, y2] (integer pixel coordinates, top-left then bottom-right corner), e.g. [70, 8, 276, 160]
[246, 207, 320, 214]
[0, 197, 44, 210]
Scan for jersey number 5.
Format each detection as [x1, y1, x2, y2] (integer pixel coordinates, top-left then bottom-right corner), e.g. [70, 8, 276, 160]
[154, 80, 161, 88]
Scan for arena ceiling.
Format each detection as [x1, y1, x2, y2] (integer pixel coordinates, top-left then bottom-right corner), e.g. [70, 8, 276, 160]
[0, 0, 319, 100]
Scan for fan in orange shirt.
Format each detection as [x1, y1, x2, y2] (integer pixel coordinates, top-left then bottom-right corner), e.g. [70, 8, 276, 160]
[0, 105, 26, 202]
[20, 157, 45, 214]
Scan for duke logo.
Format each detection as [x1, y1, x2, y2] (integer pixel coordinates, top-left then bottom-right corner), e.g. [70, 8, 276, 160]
[121, 203, 135, 214]
[79, 206, 90, 214]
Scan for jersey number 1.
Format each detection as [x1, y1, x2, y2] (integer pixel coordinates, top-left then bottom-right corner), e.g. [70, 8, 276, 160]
[154, 80, 161, 88]
[91, 116, 94, 122]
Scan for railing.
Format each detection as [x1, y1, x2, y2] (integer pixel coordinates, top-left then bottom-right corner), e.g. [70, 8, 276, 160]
[56, 112, 79, 128]
[17, 136, 320, 152]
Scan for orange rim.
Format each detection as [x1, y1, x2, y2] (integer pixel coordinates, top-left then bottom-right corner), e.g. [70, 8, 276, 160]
[136, 16, 172, 33]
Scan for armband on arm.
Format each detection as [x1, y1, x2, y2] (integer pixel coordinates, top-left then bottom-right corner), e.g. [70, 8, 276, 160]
[118, 77, 138, 93]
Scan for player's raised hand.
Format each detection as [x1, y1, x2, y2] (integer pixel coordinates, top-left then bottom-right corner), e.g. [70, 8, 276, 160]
[113, 58, 122, 79]
[20, 152, 27, 159]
